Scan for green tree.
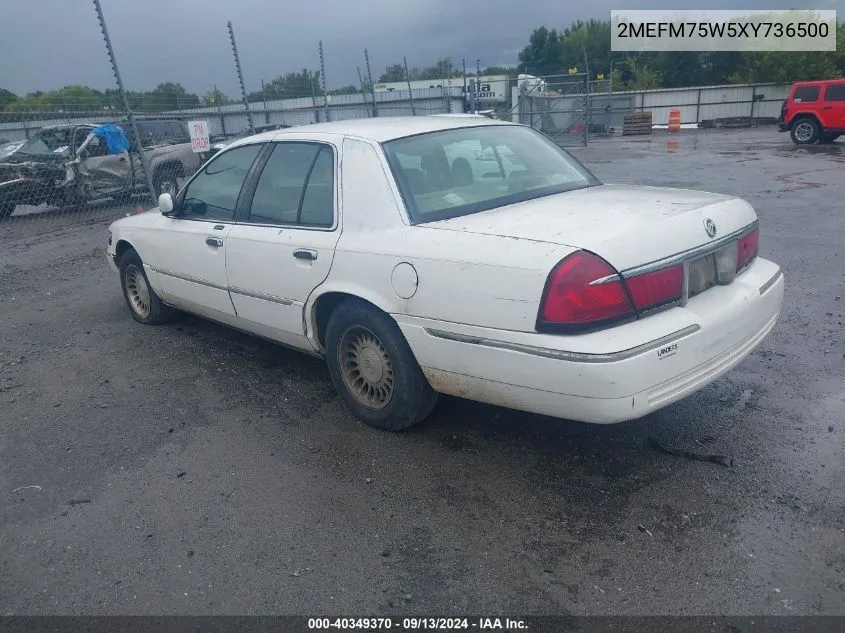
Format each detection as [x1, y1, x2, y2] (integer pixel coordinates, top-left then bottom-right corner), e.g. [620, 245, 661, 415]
[482, 66, 518, 76]
[328, 85, 359, 95]
[415, 59, 462, 80]
[142, 82, 201, 111]
[559, 19, 612, 71]
[252, 69, 322, 101]
[203, 88, 233, 106]
[378, 64, 407, 83]
[616, 58, 661, 90]
[518, 27, 564, 75]
[0, 88, 19, 110]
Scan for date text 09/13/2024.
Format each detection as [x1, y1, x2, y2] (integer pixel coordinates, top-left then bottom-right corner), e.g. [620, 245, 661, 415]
[307, 617, 528, 630]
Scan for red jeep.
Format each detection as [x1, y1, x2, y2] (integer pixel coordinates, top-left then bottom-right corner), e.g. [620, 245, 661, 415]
[779, 79, 845, 144]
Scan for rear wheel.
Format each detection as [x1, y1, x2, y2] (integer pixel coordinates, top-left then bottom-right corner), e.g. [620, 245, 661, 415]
[325, 299, 438, 431]
[118, 248, 180, 325]
[790, 117, 820, 144]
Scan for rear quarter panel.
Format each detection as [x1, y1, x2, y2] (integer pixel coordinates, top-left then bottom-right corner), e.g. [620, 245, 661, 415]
[309, 136, 575, 335]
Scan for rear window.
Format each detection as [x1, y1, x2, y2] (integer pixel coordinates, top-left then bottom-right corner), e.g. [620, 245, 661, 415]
[134, 120, 189, 145]
[382, 124, 601, 224]
[793, 86, 820, 102]
[824, 84, 845, 102]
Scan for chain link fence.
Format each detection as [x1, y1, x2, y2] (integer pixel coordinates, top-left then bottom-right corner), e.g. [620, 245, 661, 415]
[0, 10, 467, 272]
[506, 66, 636, 146]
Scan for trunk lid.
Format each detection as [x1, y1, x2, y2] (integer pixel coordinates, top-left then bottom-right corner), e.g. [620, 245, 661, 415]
[423, 184, 757, 271]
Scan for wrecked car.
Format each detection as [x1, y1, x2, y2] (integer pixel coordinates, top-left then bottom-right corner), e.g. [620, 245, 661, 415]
[0, 119, 200, 219]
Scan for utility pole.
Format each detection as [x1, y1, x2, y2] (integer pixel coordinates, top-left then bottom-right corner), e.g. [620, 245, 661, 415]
[261, 78, 269, 124]
[357, 66, 371, 117]
[319, 40, 330, 122]
[228, 20, 254, 133]
[404, 56, 416, 115]
[214, 84, 226, 135]
[364, 49, 377, 117]
[92, 0, 155, 203]
[583, 47, 590, 145]
[462, 58, 468, 113]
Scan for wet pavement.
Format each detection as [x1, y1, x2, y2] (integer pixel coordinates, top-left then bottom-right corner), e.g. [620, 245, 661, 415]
[0, 127, 843, 616]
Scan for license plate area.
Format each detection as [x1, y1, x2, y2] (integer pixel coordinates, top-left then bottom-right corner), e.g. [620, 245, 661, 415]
[686, 241, 740, 302]
[687, 253, 718, 299]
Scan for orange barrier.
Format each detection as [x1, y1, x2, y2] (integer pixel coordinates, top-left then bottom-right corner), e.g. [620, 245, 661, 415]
[668, 109, 681, 133]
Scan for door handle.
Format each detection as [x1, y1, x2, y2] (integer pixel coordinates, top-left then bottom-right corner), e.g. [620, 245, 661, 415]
[823, 105, 833, 109]
[205, 236, 224, 248]
[293, 249, 318, 261]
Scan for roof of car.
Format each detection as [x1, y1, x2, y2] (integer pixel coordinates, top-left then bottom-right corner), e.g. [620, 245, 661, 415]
[36, 123, 98, 131]
[237, 115, 514, 145]
[792, 79, 845, 86]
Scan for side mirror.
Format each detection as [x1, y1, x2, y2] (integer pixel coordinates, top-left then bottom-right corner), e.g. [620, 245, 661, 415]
[159, 192, 174, 215]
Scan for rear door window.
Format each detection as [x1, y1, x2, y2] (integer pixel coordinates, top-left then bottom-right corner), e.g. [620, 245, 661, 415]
[823, 84, 845, 102]
[793, 86, 820, 102]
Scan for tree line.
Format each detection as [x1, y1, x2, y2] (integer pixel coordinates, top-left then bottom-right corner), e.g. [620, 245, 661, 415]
[515, 19, 845, 90]
[2, 18, 843, 114]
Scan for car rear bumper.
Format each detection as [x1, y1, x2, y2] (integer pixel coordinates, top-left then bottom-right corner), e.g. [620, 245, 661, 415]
[396, 257, 784, 424]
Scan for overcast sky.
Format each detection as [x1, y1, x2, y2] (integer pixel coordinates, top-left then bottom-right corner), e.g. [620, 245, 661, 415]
[1, 0, 840, 98]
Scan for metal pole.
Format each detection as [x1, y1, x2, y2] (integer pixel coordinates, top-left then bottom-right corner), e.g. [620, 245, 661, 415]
[261, 79, 269, 124]
[357, 66, 371, 117]
[214, 84, 226, 136]
[462, 58, 467, 113]
[476, 59, 481, 114]
[440, 60, 447, 113]
[228, 20, 254, 133]
[750, 85, 756, 121]
[319, 40, 330, 122]
[364, 49, 377, 117]
[695, 88, 701, 123]
[445, 59, 452, 113]
[93, 0, 155, 204]
[583, 49, 590, 146]
[608, 59, 613, 133]
[404, 56, 416, 115]
[310, 76, 318, 122]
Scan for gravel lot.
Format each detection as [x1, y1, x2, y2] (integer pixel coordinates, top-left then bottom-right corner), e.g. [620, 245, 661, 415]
[1, 127, 843, 617]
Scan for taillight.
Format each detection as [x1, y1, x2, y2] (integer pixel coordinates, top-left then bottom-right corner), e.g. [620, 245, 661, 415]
[537, 251, 635, 332]
[737, 227, 759, 271]
[624, 265, 684, 312]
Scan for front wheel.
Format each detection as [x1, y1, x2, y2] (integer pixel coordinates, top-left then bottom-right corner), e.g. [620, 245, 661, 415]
[790, 118, 820, 144]
[118, 248, 180, 325]
[325, 299, 438, 431]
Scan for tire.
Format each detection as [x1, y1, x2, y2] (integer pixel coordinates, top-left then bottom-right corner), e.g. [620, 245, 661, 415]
[325, 299, 438, 431]
[818, 132, 839, 144]
[117, 248, 180, 325]
[790, 117, 820, 144]
[0, 203, 14, 219]
[153, 163, 183, 198]
[113, 190, 133, 206]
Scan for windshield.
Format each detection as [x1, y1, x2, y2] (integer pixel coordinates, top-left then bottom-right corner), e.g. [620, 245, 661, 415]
[18, 128, 74, 156]
[382, 124, 601, 223]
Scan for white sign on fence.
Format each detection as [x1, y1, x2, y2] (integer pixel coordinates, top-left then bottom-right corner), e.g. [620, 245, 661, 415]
[188, 120, 210, 153]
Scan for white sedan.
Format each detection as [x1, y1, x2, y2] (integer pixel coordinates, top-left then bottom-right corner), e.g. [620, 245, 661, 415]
[106, 116, 784, 430]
